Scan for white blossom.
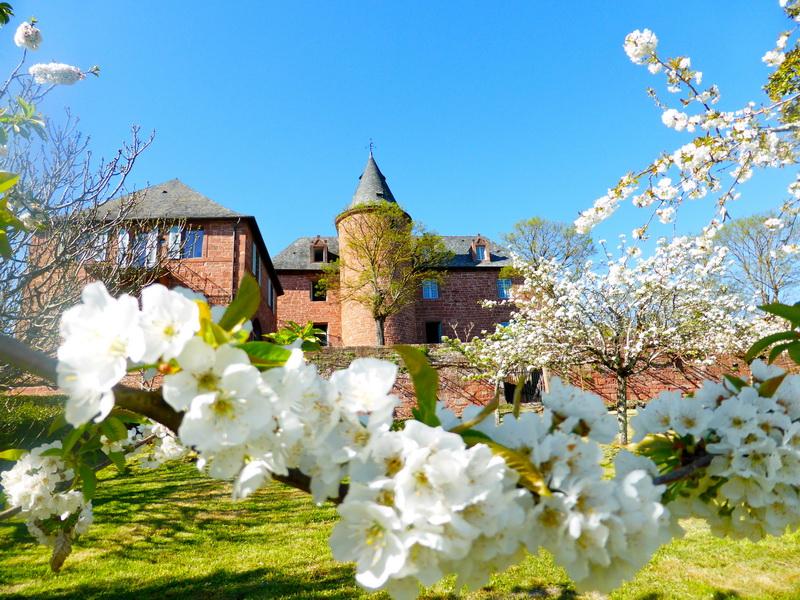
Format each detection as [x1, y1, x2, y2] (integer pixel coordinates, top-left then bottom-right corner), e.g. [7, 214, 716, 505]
[14, 21, 41, 51]
[28, 62, 84, 85]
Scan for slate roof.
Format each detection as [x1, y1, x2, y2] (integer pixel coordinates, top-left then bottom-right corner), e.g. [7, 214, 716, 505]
[349, 154, 397, 208]
[96, 179, 244, 220]
[440, 236, 511, 268]
[94, 178, 283, 295]
[273, 235, 511, 271]
[273, 236, 340, 270]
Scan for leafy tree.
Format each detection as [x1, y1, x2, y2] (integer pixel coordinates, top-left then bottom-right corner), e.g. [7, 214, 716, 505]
[322, 201, 453, 345]
[715, 213, 800, 304]
[503, 216, 594, 272]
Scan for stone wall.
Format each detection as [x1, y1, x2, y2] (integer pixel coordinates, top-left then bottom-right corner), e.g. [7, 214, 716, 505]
[275, 267, 515, 347]
[276, 271, 342, 346]
[308, 345, 495, 417]
[414, 269, 514, 342]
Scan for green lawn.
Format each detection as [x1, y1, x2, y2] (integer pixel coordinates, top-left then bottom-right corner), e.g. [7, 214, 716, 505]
[2, 396, 800, 599]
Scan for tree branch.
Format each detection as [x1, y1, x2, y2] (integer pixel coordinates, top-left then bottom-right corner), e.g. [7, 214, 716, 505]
[652, 453, 713, 486]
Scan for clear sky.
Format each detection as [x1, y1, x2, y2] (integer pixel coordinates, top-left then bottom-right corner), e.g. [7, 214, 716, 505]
[1, 1, 794, 255]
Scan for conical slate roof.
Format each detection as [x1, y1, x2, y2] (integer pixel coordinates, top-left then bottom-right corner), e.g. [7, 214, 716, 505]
[349, 153, 397, 208]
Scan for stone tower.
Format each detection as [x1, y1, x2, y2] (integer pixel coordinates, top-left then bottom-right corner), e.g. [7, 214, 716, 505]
[335, 153, 416, 345]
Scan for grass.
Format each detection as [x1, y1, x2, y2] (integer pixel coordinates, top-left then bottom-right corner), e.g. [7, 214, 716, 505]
[2, 399, 800, 599]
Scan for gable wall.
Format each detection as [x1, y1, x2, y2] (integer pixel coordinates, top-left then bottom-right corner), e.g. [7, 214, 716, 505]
[276, 271, 342, 345]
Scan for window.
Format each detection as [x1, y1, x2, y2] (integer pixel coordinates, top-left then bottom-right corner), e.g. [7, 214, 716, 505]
[425, 321, 442, 344]
[117, 228, 130, 266]
[251, 319, 263, 341]
[167, 226, 181, 259]
[422, 279, 439, 299]
[78, 231, 108, 261]
[267, 278, 274, 309]
[251, 242, 261, 285]
[475, 245, 486, 261]
[311, 279, 326, 302]
[312, 246, 325, 262]
[132, 229, 158, 268]
[314, 323, 328, 346]
[497, 278, 512, 299]
[182, 228, 204, 259]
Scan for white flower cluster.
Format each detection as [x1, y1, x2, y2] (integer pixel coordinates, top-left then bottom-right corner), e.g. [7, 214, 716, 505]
[13, 21, 42, 51]
[331, 420, 530, 598]
[54, 281, 402, 504]
[579, 18, 797, 236]
[632, 360, 800, 541]
[28, 62, 84, 85]
[456, 235, 766, 386]
[0, 442, 93, 547]
[134, 423, 188, 469]
[623, 29, 658, 64]
[57, 282, 199, 426]
[99, 422, 188, 469]
[180, 346, 397, 504]
[332, 379, 672, 597]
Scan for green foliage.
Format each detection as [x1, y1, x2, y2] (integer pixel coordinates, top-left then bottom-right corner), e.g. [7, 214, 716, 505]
[766, 46, 800, 104]
[503, 216, 595, 274]
[217, 273, 260, 331]
[0, 97, 46, 145]
[484, 441, 550, 497]
[0, 448, 25, 460]
[99, 416, 128, 443]
[264, 320, 326, 351]
[236, 341, 291, 368]
[0, 3, 11, 24]
[0, 172, 21, 257]
[746, 303, 800, 364]
[395, 345, 440, 427]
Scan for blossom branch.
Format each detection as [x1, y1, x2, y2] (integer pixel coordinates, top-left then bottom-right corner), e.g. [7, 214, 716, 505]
[0, 333, 344, 503]
[652, 453, 713, 486]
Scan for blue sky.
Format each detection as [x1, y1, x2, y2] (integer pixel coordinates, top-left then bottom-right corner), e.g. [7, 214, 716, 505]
[1, 1, 794, 254]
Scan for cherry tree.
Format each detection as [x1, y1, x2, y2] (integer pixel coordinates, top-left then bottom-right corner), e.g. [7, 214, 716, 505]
[4, 2, 800, 599]
[454, 234, 769, 443]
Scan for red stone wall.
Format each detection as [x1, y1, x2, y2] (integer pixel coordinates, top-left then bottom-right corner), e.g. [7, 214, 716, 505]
[276, 271, 342, 346]
[164, 220, 236, 303]
[238, 221, 278, 335]
[25, 218, 279, 340]
[275, 266, 515, 346]
[414, 269, 514, 342]
[566, 356, 797, 406]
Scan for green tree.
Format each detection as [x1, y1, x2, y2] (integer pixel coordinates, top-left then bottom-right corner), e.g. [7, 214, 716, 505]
[716, 213, 800, 305]
[503, 217, 594, 272]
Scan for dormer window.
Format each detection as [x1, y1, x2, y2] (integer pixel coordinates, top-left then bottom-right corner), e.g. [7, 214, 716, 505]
[310, 236, 328, 263]
[471, 235, 490, 262]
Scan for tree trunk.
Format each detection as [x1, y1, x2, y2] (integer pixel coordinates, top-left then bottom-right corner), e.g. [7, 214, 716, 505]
[541, 366, 551, 394]
[616, 372, 629, 445]
[375, 317, 386, 346]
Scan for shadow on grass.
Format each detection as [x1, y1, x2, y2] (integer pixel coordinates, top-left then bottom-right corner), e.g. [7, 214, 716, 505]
[2, 565, 361, 599]
[633, 592, 742, 600]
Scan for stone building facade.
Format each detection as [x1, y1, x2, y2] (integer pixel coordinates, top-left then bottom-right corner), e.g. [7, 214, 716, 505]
[57, 179, 283, 336]
[273, 154, 515, 346]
